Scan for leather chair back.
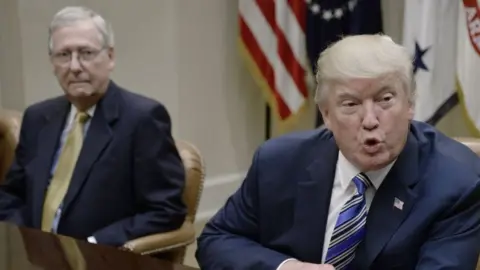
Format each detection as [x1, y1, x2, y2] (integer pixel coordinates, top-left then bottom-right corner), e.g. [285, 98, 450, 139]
[176, 140, 205, 224]
[0, 109, 22, 182]
[455, 137, 480, 156]
[171, 140, 204, 262]
[121, 140, 204, 263]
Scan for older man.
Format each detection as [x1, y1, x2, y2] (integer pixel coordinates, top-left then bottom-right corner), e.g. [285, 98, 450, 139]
[0, 6, 186, 246]
[196, 35, 480, 269]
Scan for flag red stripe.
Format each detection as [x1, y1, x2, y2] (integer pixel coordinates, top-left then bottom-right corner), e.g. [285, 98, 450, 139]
[255, 0, 275, 30]
[287, 0, 306, 31]
[276, 30, 308, 97]
[239, 16, 292, 118]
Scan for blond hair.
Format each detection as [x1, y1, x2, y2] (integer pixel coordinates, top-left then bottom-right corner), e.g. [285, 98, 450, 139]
[314, 34, 415, 106]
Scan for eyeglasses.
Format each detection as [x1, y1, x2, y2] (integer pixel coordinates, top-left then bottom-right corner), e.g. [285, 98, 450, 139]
[51, 48, 104, 65]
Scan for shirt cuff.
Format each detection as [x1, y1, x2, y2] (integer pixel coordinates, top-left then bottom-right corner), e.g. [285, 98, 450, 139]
[276, 258, 298, 270]
[87, 236, 97, 244]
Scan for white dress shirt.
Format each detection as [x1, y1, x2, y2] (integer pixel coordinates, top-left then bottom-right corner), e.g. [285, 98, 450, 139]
[277, 151, 395, 269]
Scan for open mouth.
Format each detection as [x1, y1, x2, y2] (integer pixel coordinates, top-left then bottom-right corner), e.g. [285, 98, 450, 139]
[365, 138, 379, 146]
[363, 138, 382, 153]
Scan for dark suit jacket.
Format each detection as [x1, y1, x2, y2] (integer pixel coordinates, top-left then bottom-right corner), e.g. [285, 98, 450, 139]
[0, 81, 186, 246]
[196, 121, 480, 270]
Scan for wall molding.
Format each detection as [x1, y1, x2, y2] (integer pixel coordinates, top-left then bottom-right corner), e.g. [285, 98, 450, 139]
[196, 172, 246, 223]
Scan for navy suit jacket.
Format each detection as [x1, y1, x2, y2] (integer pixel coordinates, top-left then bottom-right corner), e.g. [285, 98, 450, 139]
[196, 121, 480, 270]
[0, 81, 186, 246]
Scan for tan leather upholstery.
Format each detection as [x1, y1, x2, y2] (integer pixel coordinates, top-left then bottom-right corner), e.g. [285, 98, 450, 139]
[454, 137, 480, 156]
[453, 137, 480, 270]
[0, 109, 22, 182]
[122, 140, 205, 263]
[0, 109, 205, 264]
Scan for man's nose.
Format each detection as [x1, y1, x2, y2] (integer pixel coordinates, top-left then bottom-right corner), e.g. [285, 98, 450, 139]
[69, 52, 82, 72]
[362, 103, 379, 131]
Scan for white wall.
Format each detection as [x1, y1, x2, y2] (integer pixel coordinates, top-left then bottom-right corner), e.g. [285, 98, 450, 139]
[0, 0, 24, 110]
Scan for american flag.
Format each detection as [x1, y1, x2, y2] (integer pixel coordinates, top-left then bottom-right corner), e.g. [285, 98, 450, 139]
[394, 197, 404, 210]
[238, 0, 309, 121]
[239, 0, 382, 124]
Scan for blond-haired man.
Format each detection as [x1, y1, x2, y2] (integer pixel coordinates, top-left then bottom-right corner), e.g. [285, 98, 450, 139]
[196, 35, 480, 270]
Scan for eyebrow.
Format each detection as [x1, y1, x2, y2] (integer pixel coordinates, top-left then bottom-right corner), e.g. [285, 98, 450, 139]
[56, 45, 100, 51]
[336, 92, 359, 100]
[335, 85, 395, 100]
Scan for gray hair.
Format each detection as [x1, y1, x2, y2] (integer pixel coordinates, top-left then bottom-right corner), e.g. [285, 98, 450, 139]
[48, 6, 114, 53]
[314, 34, 416, 106]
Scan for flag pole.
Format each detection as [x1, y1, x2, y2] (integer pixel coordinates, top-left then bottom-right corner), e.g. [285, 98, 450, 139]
[265, 103, 271, 141]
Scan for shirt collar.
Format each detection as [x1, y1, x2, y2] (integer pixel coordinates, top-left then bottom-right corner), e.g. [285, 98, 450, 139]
[337, 150, 395, 190]
[67, 104, 96, 125]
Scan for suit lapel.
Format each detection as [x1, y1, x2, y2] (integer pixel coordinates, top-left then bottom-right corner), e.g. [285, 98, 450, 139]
[357, 132, 420, 268]
[32, 99, 70, 227]
[292, 135, 338, 263]
[61, 82, 119, 214]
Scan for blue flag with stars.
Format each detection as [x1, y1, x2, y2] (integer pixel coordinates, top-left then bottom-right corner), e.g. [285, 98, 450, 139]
[402, 0, 458, 124]
[306, 0, 383, 127]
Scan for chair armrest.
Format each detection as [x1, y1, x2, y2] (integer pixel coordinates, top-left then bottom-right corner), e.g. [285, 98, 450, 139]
[121, 221, 196, 255]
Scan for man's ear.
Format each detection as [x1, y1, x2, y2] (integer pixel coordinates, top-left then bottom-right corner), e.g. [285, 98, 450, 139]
[408, 106, 414, 120]
[319, 104, 331, 129]
[107, 47, 115, 70]
[50, 56, 56, 74]
[408, 100, 415, 120]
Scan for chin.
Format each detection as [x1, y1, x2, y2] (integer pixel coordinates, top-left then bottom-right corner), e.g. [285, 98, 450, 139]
[68, 88, 94, 97]
[357, 153, 393, 171]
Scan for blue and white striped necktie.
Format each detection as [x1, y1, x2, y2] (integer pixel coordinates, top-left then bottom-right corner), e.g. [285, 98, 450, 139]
[325, 172, 372, 269]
